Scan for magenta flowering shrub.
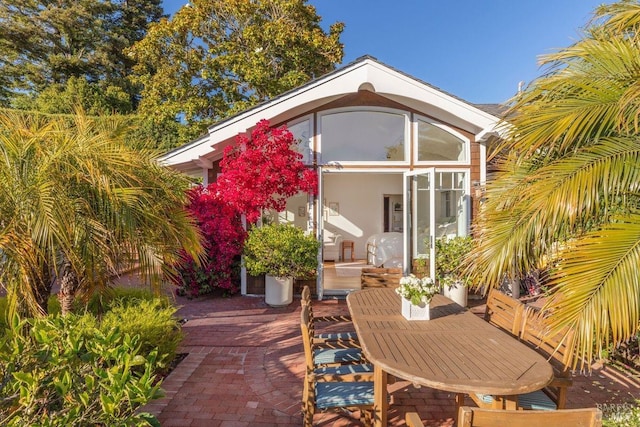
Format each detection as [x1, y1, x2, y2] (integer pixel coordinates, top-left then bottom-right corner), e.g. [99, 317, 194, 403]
[173, 185, 246, 297]
[173, 119, 317, 297]
[215, 119, 317, 223]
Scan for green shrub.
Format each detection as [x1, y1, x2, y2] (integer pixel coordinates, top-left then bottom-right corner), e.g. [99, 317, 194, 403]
[83, 287, 170, 315]
[100, 298, 183, 368]
[0, 314, 163, 426]
[243, 223, 319, 278]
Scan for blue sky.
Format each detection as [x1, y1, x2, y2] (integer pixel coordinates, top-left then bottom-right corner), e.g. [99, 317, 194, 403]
[161, 0, 611, 104]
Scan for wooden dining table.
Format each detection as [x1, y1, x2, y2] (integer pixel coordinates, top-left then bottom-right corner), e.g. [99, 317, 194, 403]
[347, 288, 554, 427]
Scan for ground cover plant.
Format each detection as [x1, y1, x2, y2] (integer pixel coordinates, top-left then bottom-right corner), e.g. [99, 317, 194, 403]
[0, 288, 182, 425]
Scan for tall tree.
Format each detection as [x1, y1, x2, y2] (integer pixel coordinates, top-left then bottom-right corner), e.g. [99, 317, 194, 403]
[467, 1, 640, 368]
[127, 0, 344, 146]
[0, 0, 163, 111]
[0, 109, 202, 316]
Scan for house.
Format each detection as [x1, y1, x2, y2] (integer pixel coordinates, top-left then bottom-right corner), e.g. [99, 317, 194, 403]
[161, 55, 504, 298]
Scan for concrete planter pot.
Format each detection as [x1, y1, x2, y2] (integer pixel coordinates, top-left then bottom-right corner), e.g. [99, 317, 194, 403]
[265, 275, 293, 307]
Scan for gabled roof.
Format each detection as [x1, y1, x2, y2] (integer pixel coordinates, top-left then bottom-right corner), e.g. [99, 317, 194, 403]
[162, 55, 503, 171]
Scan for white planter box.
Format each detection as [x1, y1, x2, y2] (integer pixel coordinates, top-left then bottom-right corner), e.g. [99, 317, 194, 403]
[401, 298, 430, 320]
[444, 280, 468, 307]
[265, 275, 293, 307]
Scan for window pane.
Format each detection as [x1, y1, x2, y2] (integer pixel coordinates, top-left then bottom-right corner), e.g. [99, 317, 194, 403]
[321, 111, 406, 162]
[417, 120, 466, 161]
[288, 119, 311, 164]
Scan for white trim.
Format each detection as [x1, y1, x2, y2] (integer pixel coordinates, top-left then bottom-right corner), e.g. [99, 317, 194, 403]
[160, 58, 501, 169]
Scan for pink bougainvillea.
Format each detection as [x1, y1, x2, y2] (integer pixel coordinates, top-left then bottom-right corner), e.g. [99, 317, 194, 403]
[215, 119, 317, 223]
[174, 120, 317, 297]
[174, 185, 246, 297]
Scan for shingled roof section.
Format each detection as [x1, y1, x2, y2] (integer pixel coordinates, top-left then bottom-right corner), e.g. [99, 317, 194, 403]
[473, 103, 508, 118]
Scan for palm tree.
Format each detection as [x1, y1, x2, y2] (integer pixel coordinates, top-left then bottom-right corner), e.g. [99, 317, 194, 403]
[467, 1, 640, 368]
[0, 110, 202, 316]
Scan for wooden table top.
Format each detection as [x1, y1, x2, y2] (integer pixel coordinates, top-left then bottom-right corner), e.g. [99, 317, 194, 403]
[347, 288, 554, 396]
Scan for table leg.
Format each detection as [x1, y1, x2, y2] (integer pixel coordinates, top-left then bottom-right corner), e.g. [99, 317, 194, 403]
[504, 395, 517, 410]
[373, 364, 388, 427]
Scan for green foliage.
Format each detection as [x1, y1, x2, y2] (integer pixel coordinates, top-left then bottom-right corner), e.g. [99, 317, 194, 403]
[467, 1, 640, 368]
[243, 223, 319, 278]
[127, 0, 344, 146]
[0, 110, 202, 316]
[435, 236, 473, 288]
[601, 401, 640, 426]
[0, 0, 163, 109]
[12, 77, 135, 115]
[101, 298, 183, 368]
[83, 287, 170, 316]
[0, 314, 163, 426]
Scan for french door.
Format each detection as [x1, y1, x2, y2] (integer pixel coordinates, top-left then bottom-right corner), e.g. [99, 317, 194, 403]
[403, 169, 469, 279]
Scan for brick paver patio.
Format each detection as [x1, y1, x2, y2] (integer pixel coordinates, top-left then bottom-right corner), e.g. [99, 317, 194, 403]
[144, 293, 640, 426]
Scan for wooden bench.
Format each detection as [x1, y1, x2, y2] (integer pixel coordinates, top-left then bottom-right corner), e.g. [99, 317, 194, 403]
[360, 267, 402, 288]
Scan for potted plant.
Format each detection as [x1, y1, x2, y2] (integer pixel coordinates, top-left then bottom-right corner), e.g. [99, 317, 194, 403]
[395, 274, 440, 320]
[435, 235, 473, 307]
[243, 223, 319, 307]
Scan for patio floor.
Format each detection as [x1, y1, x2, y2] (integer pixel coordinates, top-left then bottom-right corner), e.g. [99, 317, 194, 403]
[143, 292, 640, 427]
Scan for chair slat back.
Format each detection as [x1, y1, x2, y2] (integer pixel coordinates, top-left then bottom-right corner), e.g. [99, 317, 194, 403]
[484, 288, 525, 337]
[457, 406, 602, 427]
[361, 267, 403, 288]
[520, 306, 575, 373]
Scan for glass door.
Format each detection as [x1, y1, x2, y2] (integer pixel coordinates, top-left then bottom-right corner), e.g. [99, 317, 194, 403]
[403, 169, 469, 280]
[316, 166, 325, 299]
[403, 169, 435, 279]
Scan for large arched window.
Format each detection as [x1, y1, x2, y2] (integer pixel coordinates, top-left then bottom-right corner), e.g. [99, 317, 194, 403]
[319, 109, 408, 163]
[416, 118, 468, 162]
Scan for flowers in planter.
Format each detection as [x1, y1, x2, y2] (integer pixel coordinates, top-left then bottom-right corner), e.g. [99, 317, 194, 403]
[395, 274, 440, 305]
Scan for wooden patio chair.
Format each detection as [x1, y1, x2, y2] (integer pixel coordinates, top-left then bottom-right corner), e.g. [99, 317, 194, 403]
[300, 304, 375, 426]
[360, 267, 403, 288]
[301, 286, 359, 345]
[483, 287, 525, 337]
[300, 301, 364, 366]
[468, 288, 526, 409]
[405, 412, 425, 427]
[457, 406, 602, 427]
[515, 306, 575, 410]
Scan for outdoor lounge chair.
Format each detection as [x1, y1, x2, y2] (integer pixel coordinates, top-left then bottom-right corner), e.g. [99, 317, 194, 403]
[300, 304, 375, 426]
[457, 406, 602, 427]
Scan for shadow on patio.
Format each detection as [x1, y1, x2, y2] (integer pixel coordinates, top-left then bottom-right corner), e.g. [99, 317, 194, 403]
[143, 292, 640, 427]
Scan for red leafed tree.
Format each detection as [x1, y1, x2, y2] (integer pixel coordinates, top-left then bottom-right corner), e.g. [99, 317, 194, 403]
[174, 185, 246, 297]
[215, 119, 317, 223]
[174, 119, 317, 297]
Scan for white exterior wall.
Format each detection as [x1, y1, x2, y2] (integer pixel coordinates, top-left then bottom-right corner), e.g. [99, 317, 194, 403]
[323, 172, 403, 260]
